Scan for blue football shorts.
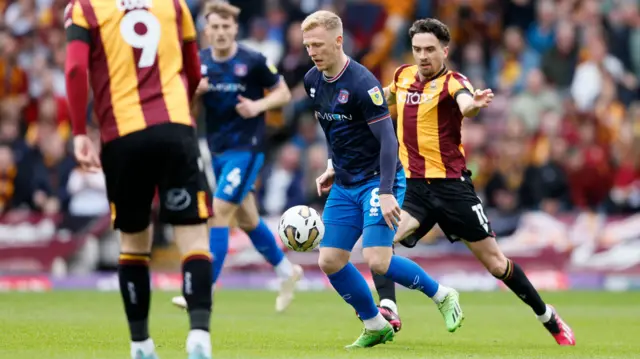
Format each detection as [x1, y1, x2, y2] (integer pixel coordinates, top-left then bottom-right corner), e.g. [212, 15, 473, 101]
[320, 170, 406, 250]
[211, 150, 264, 204]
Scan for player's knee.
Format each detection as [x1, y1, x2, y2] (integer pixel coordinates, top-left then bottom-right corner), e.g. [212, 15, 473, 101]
[483, 251, 509, 277]
[236, 207, 260, 231]
[237, 217, 259, 232]
[174, 223, 209, 254]
[120, 227, 152, 253]
[210, 199, 238, 226]
[318, 250, 349, 275]
[363, 249, 392, 275]
[367, 257, 391, 275]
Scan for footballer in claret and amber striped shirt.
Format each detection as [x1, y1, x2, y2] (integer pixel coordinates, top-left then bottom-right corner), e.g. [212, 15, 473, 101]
[389, 64, 476, 179]
[64, 0, 201, 144]
[377, 18, 576, 348]
[63, 2, 216, 355]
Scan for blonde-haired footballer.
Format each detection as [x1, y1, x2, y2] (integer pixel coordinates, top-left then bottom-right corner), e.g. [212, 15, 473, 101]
[301, 10, 462, 349]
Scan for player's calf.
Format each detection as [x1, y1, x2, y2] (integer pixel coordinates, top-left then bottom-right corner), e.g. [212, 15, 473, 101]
[467, 236, 575, 345]
[318, 238, 390, 342]
[175, 225, 213, 358]
[118, 229, 158, 359]
[208, 198, 238, 285]
[362, 226, 463, 332]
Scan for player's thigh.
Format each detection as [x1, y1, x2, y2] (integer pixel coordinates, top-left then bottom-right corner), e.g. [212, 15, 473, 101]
[213, 151, 264, 206]
[400, 179, 435, 227]
[153, 124, 213, 226]
[318, 224, 361, 274]
[100, 132, 156, 234]
[432, 177, 494, 243]
[320, 185, 363, 251]
[396, 179, 439, 247]
[235, 192, 260, 231]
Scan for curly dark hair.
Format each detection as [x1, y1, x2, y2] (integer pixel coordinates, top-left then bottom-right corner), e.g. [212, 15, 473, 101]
[408, 18, 451, 45]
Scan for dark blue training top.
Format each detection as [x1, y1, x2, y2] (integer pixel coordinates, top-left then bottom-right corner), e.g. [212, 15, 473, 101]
[200, 45, 280, 153]
[303, 58, 402, 191]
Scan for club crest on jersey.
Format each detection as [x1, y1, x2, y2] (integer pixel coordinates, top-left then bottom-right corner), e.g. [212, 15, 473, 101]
[337, 89, 349, 104]
[234, 64, 248, 77]
[367, 87, 384, 106]
[201, 65, 208, 75]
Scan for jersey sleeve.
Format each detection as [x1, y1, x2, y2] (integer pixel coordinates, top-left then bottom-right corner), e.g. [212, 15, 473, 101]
[179, 0, 197, 42]
[254, 54, 281, 90]
[448, 72, 475, 99]
[388, 64, 410, 94]
[357, 74, 391, 125]
[64, 1, 91, 44]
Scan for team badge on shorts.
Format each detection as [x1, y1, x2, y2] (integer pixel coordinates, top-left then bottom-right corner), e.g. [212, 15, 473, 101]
[368, 86, 384, 106]
[337, 89, 349, 104]
[234, 63, 248, 76]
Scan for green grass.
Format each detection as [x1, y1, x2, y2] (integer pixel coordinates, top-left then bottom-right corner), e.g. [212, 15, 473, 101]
[0, 290, 638, 358]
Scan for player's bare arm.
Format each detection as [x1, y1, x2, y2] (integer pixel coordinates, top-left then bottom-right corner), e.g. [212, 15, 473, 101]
[316, 153, 335, 196]
[236, 78, 292, 119]
[455, 88, 494, 118]
[383, 86, 396, 105]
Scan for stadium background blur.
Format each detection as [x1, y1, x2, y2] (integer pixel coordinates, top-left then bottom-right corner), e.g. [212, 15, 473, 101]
[1, 0, 640, 292]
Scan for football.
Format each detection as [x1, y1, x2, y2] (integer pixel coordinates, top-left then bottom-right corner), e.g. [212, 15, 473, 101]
[277, 205, 325, 252]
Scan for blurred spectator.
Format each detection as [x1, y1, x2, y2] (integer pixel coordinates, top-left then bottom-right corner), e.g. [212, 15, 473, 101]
[509, 68, 563, 133]
[241, 17, 284, 65]
[259, 143, 305, 216]
[67, 126, 109, 217]
[0, 0, 638, 254]
[490, 26, 540, 94]
[526, 0, 556, 54]
[570, 35, 635, 111]
[541, 21, 578, 90]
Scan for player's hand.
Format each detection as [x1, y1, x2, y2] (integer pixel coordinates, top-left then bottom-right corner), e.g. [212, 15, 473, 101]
[379, 193, 401, 230]
[472, 88, 494, 108]
[73, 135, 102, 173]
[236, 95, 263, 119]
[195, 77, 209, 96]
[315, 169, 335, 196]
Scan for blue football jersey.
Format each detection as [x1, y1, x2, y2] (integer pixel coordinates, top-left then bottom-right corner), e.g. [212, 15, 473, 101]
[200, 45, 280, 153]
[303, 58, 402, 187]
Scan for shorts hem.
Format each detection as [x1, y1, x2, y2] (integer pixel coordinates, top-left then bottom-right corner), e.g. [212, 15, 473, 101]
[321, 220, 362, 231]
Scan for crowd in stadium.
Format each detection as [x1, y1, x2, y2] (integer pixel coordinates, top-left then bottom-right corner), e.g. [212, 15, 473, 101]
[0, 0, 638, 227]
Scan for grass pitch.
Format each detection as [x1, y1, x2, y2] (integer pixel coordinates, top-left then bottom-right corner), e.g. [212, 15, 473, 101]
[0, 290, 638, 358]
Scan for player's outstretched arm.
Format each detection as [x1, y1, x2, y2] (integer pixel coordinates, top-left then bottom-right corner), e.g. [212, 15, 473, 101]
[455, 89, 494, 118]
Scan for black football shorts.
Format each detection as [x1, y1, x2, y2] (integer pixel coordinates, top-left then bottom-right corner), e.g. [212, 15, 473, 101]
[100, 123, 212, 233]
[400, 172, 495, 246]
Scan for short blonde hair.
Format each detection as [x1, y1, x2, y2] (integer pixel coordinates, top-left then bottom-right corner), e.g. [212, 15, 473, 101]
[300, 10, 343, 34]
[204, 1, 240, 20]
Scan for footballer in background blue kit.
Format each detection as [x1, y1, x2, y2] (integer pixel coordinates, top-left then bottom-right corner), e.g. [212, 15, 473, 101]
[199, 45, 277, 203]
[172, 3, 302, 314]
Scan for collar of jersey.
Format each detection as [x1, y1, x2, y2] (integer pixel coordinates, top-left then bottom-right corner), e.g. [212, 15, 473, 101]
[416, 65, 448, 83]
[323, 57, 351, 83]
[209, 45, 238, 63]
